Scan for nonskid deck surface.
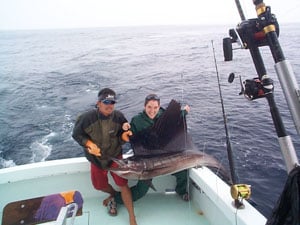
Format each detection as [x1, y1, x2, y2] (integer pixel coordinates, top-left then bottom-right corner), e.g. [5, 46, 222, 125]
[74, 193, 210, 225]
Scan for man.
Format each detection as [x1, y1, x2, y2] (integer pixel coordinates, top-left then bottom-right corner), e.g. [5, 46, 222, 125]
[114, 93, 190, 205]
[72, 88, 137, 225]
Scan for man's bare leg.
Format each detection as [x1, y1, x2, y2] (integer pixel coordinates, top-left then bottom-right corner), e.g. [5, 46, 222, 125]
[120, 185, 137, 225]
[101, 184, 115, 206]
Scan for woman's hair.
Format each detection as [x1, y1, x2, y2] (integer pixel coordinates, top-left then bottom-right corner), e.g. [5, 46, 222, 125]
[144, 94, 160, 106]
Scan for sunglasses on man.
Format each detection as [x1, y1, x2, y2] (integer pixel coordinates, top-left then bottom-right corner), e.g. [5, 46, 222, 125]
[102, 99, 116, 105]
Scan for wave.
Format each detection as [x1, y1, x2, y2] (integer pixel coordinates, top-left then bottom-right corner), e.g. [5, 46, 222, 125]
[0, 157, 16, 168]
[29, 132, 56, 163]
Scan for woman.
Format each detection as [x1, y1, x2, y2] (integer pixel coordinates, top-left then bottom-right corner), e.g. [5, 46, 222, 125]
[115, 93, 190, 204]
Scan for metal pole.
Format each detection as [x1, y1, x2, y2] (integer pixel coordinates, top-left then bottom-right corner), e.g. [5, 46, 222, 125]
[252, 1, 299, 172]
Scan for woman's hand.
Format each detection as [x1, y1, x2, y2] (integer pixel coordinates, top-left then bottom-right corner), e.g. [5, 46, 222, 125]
[122, 122, 131, 131]
[183, 105, 191, 113]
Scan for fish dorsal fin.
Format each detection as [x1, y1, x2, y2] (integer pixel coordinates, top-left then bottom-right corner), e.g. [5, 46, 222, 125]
[131, 99, 192, 157]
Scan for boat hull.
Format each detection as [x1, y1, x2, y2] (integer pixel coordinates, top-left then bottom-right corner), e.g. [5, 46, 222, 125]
[0, 158, 266, 225]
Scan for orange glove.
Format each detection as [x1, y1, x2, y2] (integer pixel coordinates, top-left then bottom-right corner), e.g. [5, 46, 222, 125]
[121, 130, 133, 142]
[85, 140, 101, 157]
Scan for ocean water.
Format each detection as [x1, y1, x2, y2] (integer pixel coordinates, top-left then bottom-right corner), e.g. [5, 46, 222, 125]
[1, 24, 300, 218]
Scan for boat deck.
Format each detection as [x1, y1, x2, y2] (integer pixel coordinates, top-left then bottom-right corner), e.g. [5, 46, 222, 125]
[66, 193, 209, 225]
[0, 158, 267, 225]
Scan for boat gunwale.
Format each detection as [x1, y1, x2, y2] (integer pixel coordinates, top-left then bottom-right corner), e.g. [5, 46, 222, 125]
[0, 157, 89, 184]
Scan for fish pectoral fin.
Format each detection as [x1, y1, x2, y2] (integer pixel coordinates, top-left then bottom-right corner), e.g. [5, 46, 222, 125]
[111, 157, 127, 166]
[143, 179, 156, 191]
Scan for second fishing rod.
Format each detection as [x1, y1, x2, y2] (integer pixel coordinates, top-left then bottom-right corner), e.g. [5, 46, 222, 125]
[223, 0, 299, 173]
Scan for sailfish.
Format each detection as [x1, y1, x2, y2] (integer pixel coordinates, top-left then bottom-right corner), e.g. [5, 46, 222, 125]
[111, 150, 226, 180]
[111, 99, 228, 180]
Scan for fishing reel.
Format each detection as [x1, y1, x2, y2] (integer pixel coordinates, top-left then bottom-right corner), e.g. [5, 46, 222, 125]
[231, 184, 251, 208]
[228, 73, 274, 100]
[223, 6, 279, 61]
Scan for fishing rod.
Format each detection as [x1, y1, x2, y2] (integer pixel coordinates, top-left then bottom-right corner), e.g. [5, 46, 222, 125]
[234, 0, 246, 21]
[223, 0, 299, 173]
[212, 40, 238, 185]
[211, 41, 251, 209]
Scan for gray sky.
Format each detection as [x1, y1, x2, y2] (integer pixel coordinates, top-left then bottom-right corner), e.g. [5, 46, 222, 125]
[0, 0, 299, 30]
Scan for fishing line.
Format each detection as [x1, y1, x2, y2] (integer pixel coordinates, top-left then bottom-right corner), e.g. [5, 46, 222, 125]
[180, 72, 185, 104]
[180, 72, 188, 149]
[211, 40, 239, 185]
[180, 71, 192, 217]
